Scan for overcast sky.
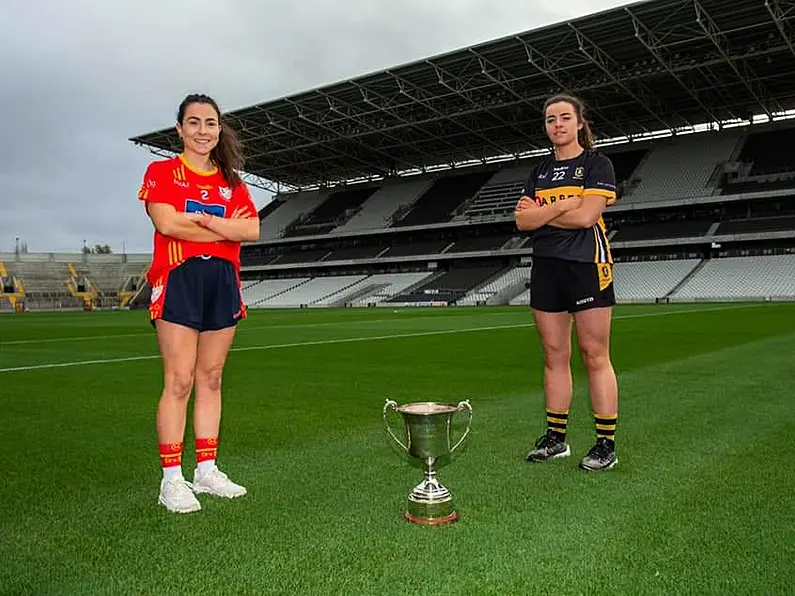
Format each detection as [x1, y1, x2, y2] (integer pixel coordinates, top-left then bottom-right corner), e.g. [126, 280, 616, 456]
[0, 0, 630, 254]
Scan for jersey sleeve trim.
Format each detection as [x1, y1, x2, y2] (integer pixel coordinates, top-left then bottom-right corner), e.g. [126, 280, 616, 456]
[138, 162, 174, 206]
[584, 153, 618, 206]
[584, 188, 617, 204]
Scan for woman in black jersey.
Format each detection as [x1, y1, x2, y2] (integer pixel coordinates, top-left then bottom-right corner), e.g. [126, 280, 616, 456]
[515, 94, 619, 471]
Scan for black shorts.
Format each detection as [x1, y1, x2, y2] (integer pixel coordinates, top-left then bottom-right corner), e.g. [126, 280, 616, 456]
[150, 256, 245, 332]
[530, 256, 616, 313]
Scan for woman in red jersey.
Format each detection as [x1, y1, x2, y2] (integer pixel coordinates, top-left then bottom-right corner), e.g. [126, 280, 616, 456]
[515, 94, 620, 472]
[137, 94, 260, 513]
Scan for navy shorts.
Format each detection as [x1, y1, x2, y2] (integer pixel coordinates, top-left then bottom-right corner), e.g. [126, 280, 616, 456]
[150, 256, 244, 332]
[530, 256, 616, 313]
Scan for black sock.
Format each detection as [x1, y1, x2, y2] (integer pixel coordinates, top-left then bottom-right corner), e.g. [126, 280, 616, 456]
[547, 408, 569, 441]
[594, 412, 617, 448]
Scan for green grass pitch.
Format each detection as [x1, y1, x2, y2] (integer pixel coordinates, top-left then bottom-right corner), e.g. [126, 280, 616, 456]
[1, 303, 793, 595]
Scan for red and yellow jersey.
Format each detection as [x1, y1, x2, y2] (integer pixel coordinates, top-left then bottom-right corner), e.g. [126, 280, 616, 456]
[137, 155, 257, 285]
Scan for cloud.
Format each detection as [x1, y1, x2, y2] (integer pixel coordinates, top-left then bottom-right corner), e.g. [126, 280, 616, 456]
[0, 0, 631, 254]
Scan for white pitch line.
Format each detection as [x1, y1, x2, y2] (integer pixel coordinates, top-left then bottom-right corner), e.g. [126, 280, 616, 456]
[0, 310, 521, 347]
[0, 322, 532, 373]
[0, 303, 766, 374]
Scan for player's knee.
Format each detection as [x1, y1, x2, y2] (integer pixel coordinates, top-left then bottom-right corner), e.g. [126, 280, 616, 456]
[542, 342, 571, 369]
[579, 342, 609, 372]
[196, 363, 224, 393]
[165, 369, 194, 401]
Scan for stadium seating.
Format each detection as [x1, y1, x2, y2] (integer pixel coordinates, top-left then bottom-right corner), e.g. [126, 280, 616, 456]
[380, 239, 452, 258]
[734, 127, 795, 177]
[393, 170, 496, 227]
[457, 265, 532, 305]
[612, 220, 714, 242]
[623, 131, 742, 203]
[671, 254, 795, 301]
[254, 275, 369, 307]
[455, 164, 530, 220]
[715, 216, 795, 236]
[79, 261, 148, 295]
[283, 186, 379, 237]
[241, 277, 311, 307]
[323, 245, 388, 261]
[335, 178, 434, 232]
[509, 287, 532, 306]
[613, 259, 701, 301]
[258, 190, 329, 240]
[604, 148, 648, 189]
[4, 260, 70, 295]
[388, 264, 505, 304]
[347, 272, 437, 306]
[445, 233, 516, 253]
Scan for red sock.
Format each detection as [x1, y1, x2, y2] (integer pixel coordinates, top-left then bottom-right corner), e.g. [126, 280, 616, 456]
[196, 437, 218, 468]
[159, 441, 183, 477]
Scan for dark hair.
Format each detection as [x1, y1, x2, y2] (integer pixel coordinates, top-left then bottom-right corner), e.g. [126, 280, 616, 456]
[543, 94, 595, 151]
[177, 93, 244, 188]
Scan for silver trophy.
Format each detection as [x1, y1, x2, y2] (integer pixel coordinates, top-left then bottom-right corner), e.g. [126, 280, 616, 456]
[383, 399, 472, 525]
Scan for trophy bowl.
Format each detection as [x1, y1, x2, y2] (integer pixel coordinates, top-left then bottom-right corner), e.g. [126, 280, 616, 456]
[383, 399, 472, 525]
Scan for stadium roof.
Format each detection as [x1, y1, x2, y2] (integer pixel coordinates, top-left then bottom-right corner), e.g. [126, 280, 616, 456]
[130, 0, 795, 191]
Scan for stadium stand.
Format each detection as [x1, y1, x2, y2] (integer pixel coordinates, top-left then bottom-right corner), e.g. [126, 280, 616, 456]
[241, 277, 311, 307]
[453, 164, 531, 221]
[0, 252, 151, 312]
[613, 259, 702, 302]
[7, 0, 789, 316]
[348, 272, 437, 306]
[457, 265, 532, 306]
[253, 275, 369, 308]
[671, 254, 795, 301]
[392, 170, 496, 227]
[716, 216, 795, 236]
[257, 191, 329, 240]
[388, 263, 506, 304]
[612, 220, 714, 242]
[283, 185, 379, 237]
[620, 132, 743, 203]
[336, 179, 434, 233]
[719, 125, 795, 195]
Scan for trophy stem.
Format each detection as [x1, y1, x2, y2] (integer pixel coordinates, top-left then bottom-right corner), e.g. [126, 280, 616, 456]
[405, 457, 458, 525]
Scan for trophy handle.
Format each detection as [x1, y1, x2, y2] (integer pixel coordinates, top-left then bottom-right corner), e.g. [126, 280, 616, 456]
[383, 399, 409, 452]
[450, 399, 473, 455]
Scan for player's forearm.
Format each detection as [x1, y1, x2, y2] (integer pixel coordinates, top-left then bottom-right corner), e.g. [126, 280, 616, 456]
[165, 218, 226, 243]
[515, 203, 567, 231]
[204, 216, 260, 242]
[547, 210, 590, 229]
[548, 203, 604, 229]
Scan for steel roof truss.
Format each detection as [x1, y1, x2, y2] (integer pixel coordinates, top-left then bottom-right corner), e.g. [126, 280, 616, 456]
[569, 22, 684, 131]
[694, 0, 781, 118]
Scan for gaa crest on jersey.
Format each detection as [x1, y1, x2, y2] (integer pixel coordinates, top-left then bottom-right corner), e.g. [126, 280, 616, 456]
[150, 284, 164, 304]
[219, 187, 232, 201]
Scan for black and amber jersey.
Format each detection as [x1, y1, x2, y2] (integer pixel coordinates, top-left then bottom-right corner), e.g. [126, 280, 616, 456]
[521, 150, 617, 264]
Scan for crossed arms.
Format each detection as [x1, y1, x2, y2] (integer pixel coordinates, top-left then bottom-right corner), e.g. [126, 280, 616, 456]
[147, 203, 261, 243]
[514, 195, 607, 231]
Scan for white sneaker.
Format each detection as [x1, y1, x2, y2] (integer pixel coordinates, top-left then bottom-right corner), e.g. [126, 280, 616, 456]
[158, 476, 202, 513]
[192, 465, 247, 499]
